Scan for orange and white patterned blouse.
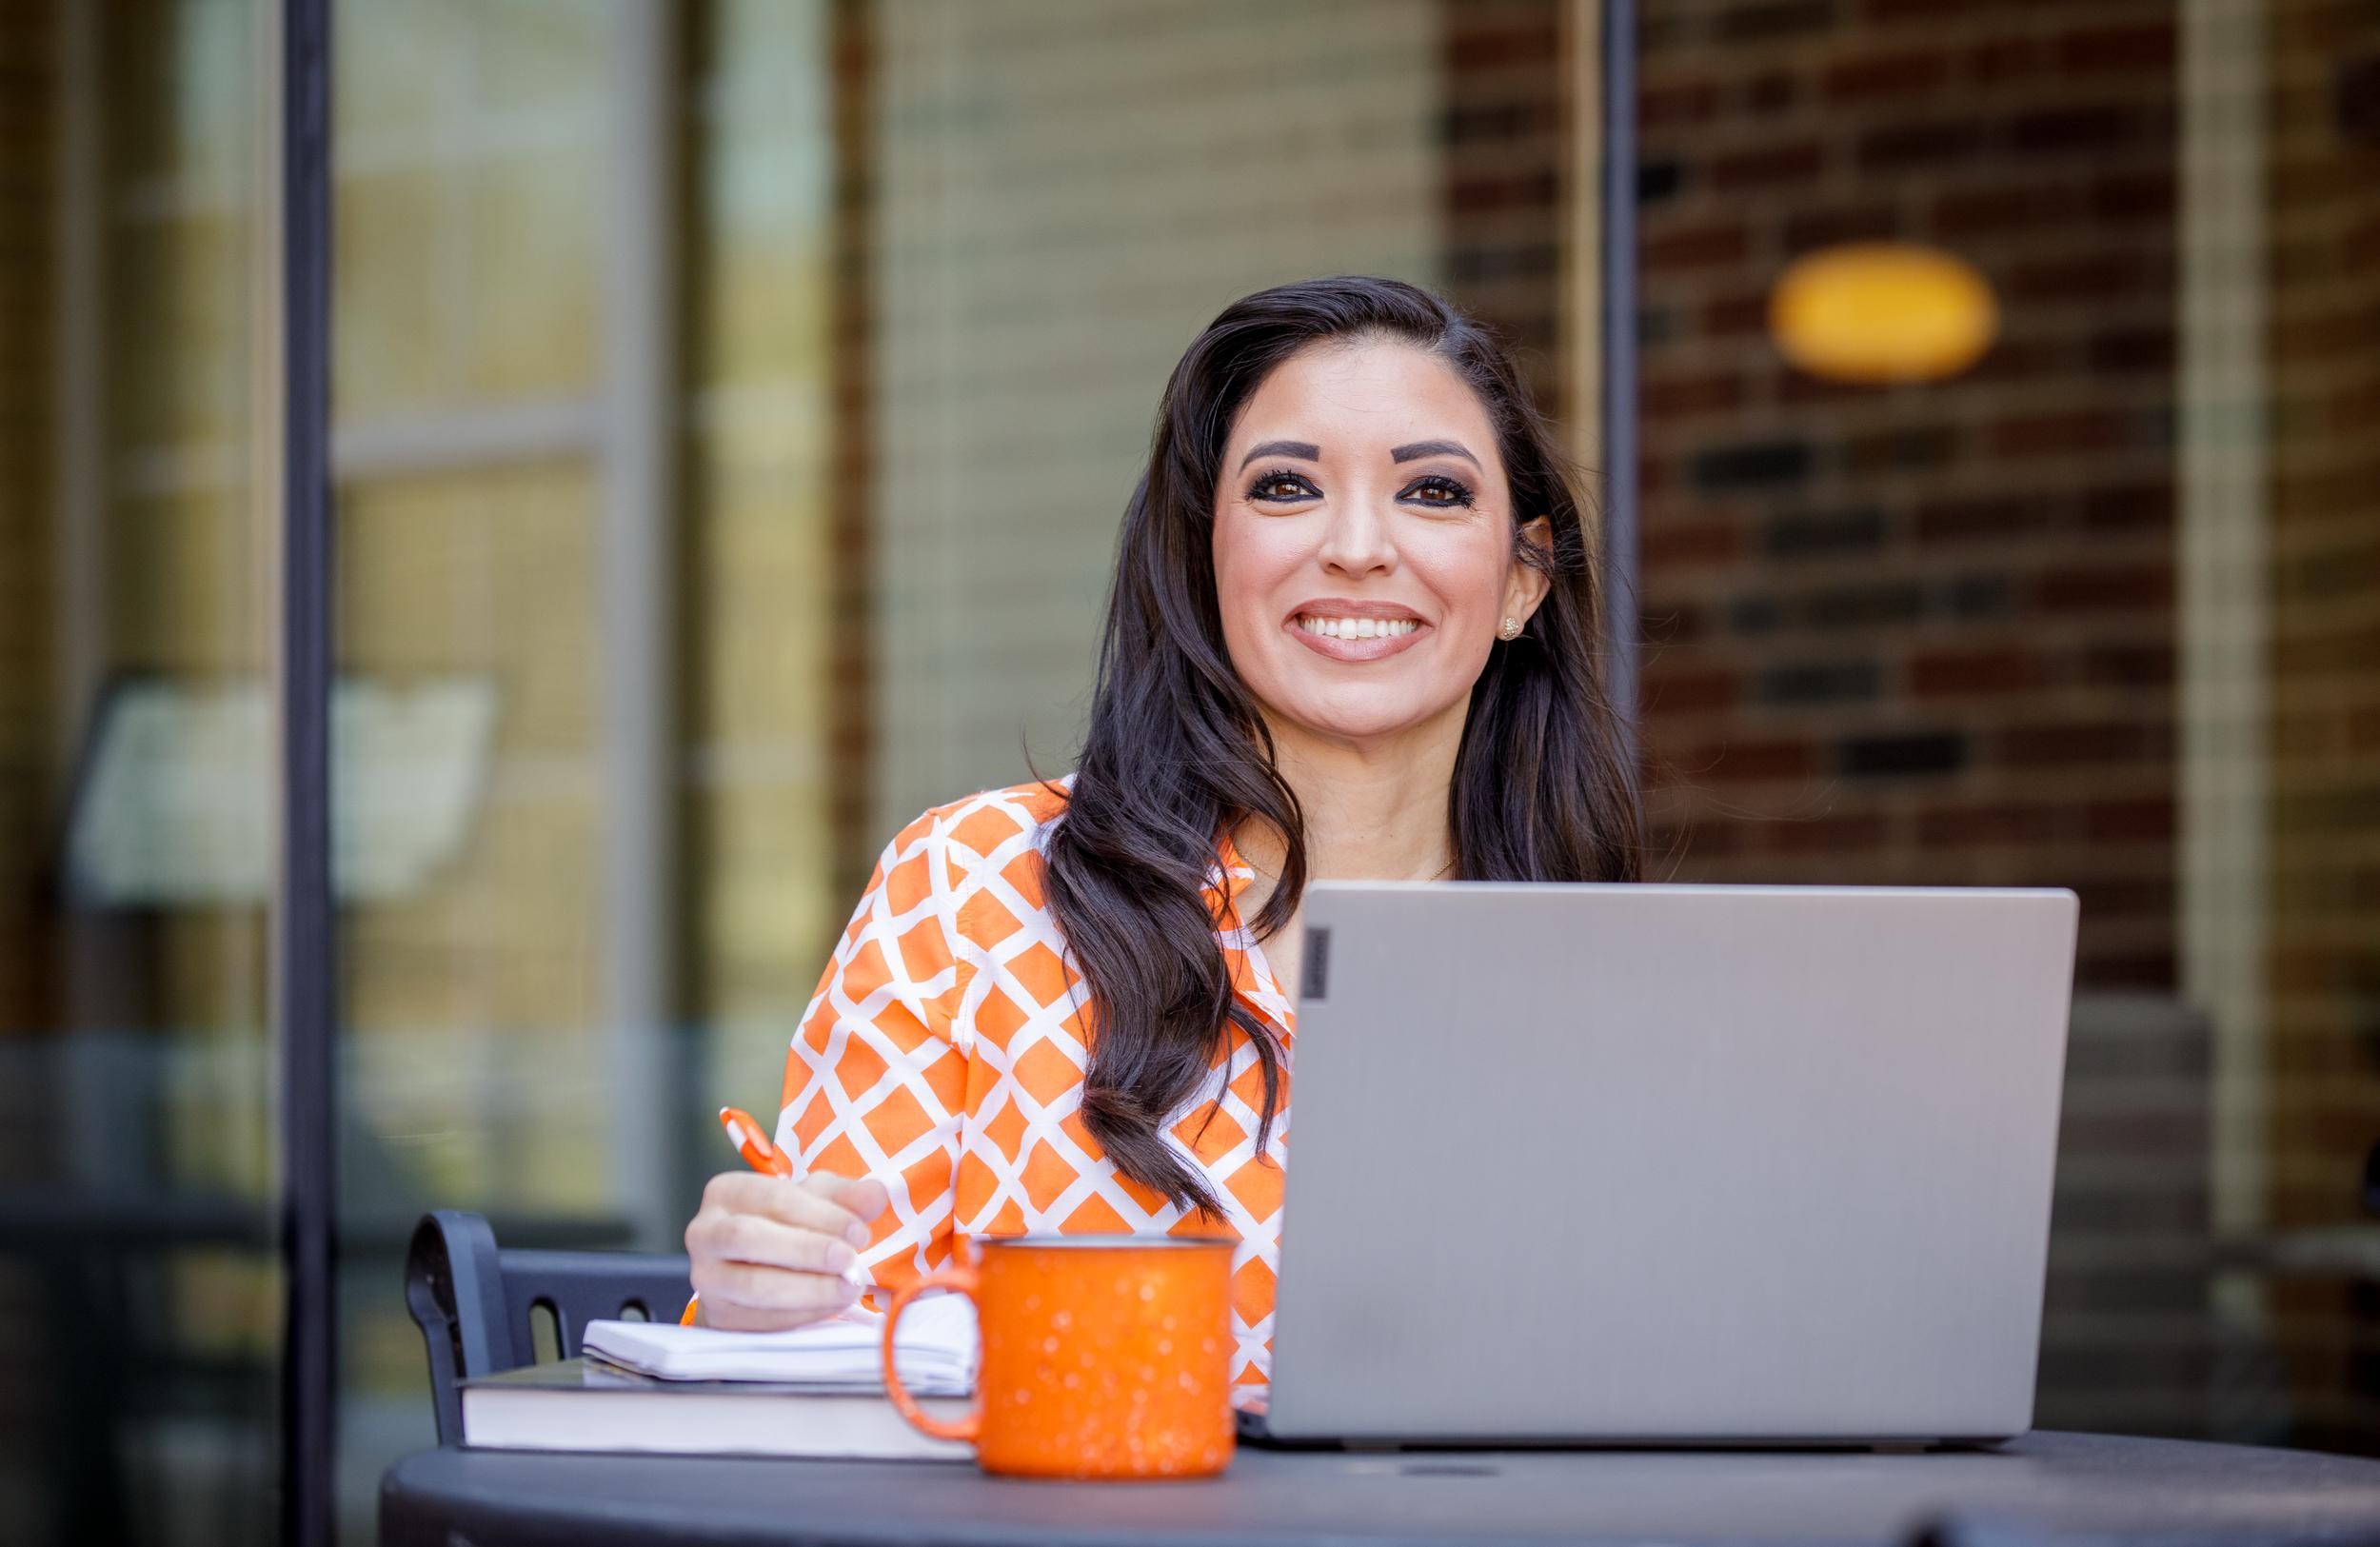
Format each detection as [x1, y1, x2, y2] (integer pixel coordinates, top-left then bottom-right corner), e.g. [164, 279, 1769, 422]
[776, 772, 1296, 1397]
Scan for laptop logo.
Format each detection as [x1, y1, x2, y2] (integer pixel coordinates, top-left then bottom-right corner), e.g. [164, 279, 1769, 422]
[1301, 926, 1330, 1002]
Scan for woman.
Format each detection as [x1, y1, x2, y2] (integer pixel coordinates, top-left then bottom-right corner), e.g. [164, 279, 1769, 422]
[684, 275, 1642, 1398]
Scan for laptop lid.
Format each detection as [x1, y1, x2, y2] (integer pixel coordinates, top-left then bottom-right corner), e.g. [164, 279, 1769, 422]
[1260, 881, 2078, 1445]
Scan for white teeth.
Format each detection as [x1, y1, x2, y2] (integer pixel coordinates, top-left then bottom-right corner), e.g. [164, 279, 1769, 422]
[1296, 615, 1418, 640]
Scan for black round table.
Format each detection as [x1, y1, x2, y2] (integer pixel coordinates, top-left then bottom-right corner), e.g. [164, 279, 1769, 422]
[382, 1431, 2380, 1547]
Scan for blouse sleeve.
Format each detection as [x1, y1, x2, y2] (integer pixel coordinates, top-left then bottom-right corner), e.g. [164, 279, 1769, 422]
[774, 803, 973, 1300]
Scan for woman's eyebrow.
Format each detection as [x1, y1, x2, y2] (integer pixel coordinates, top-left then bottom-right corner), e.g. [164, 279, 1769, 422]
[1237, 439, 1319, 472]
[1234, 437, 1481, 472]
[1390, 438, 1480, 469]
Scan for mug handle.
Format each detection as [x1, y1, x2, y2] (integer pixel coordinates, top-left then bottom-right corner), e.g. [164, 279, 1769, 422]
[880, 1265, 981, 1444]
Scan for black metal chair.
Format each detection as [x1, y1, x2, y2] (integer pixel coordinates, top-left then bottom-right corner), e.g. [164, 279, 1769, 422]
[404, 1209, 692, 1445]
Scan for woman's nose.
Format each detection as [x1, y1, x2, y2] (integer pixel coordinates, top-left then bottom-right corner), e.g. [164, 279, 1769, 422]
[1315, 497, 1398, 576]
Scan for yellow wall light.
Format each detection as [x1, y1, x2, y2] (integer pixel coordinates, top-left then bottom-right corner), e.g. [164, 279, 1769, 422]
[1768, 243, 1998, 385]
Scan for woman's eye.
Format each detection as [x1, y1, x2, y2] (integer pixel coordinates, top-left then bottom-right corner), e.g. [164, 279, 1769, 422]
[1406, 475, 1476, 508]
[1249, 470, 1317, 503]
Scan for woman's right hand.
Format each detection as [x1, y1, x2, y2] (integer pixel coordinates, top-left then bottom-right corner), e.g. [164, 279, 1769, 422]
[684, 1170, 891, 1331]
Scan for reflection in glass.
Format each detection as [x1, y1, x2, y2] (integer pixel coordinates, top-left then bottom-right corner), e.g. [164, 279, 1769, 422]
[0, 2, 280, 1544]
[326, 2, 1595, 1536]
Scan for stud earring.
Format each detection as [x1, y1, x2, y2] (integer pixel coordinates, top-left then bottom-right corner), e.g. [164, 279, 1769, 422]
[1499, 617, 1519, 639]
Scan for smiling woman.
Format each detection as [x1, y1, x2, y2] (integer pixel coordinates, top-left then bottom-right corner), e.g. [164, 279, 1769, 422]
[681, 275, 1643, 1398]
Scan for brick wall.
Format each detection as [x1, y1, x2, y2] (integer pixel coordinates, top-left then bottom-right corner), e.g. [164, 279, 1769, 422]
[1633, 0, 2202, 1437]
[2261, 0, 2380, 1450]
[1636, 0, 2181, 987]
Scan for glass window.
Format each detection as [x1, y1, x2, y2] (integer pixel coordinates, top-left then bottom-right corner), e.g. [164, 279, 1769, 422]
[326, 1, 1602, 1534]
[0, 3, 281, 1543]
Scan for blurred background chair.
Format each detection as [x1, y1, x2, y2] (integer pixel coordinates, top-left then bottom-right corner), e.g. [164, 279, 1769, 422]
[404, 1210, 690, 1446]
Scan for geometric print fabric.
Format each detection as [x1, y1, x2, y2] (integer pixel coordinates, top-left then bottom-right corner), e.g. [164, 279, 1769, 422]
[778, 772, 1297, 1397]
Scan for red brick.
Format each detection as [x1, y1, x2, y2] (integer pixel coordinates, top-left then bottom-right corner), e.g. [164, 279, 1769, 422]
[2090, 327, 2173, 376]
[1711, 139, 1826, 190]
[1644, 221, 1752, 271]
[1700, 290, 1771, 340]
[1785, 203, 1903, 254]
[1917, 803, 2059, 847]
[1930, 185, 2089, 240]
[1651, 821, 1746, 863]
[1844, 425, 1960, 475]
[1643, 602, 1710, 644]
[1687, 739, 1815, 783]
[1859, 119, 1989, 170]
[1778, 367, 1875, 407]
[2092, 171, 2175, 225]
[2010, 252, 2161, 305]
[2077, 951, 2176, 992]
[2345, 211, 2380, 271]
[2081, 643, 2174, 687]
[1639, 80, 1721, 129]
[1639, 519, 1741, 568]
[1904, 495, 2056, 547]
[1961, 338, 2073, 386]
[1997, 720, 2172, 767]
[1992, 409, 2129, 459]
[1451, 170, 1561, 215]
[2348, 702, 2380, 753]
[1911, 646, 2045, 696]
[2080, 482, 2172, 534]
[2058, 21, 2175, 78]
[1447, 22, 1560, 73]
[1966, 37, 2050, 86]
[1642, 370, 1745, 418]
[1754, 813, 1893, 854]
[2011, 104, 2165, 157]
[2032, 563, 2172, 614]
[2273, 307, 2378, 369]
[1641, 668, 1738, 717]
[2074, 877, 2174, 921]
[2086, 797, 2175, 843]
[1825, 49, 1953, 101]
[1744, 70, 1798, 115]
[2331, 378, 2380, 438]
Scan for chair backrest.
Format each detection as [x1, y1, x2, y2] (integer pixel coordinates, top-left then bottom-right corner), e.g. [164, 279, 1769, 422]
[405, 1209, 691, 1445]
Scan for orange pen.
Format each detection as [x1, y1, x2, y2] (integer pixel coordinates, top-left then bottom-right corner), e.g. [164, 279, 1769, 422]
[719, 1104, 794, 1179]
[681, 1106, 866, 1325]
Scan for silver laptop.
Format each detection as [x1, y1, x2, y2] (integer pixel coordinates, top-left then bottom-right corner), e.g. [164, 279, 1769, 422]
[1247, 880, 2078, 1450]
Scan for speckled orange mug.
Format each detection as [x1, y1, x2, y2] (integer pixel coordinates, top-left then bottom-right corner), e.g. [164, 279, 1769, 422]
[880, 1235, 1236, 1479]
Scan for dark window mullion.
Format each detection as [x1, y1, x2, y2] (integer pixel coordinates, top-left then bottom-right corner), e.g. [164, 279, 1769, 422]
[277, 0, 335, 1544]
[1602, 0, 1641, 785]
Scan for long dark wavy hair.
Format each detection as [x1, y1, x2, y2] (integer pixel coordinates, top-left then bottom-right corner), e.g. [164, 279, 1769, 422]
[1040, 274, 1644, 1216]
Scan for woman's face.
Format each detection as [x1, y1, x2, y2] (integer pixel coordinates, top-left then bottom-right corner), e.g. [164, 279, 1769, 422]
[1210, 339, 1552, 751]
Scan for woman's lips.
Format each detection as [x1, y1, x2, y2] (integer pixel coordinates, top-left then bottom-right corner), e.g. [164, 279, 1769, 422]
[1284, 617, 1430, 663]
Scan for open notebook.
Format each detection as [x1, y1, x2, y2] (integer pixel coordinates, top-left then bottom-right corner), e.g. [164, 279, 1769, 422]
[580, 1290, 978, 1393]
[459, 1292, 980, 1458]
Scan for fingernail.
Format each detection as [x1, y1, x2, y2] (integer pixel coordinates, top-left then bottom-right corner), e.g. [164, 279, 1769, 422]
[844, 1220, 871, 1248]
[826, 1242, 855, 1274]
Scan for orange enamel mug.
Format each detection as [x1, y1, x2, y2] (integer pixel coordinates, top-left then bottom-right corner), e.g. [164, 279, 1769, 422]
[880, 1235, 1237, 1479]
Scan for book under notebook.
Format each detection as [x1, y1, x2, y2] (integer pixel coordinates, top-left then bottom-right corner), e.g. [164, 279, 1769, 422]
[459, 1359, 976, 1460]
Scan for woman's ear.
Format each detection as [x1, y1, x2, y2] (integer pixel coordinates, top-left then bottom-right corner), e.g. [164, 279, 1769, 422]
[1505, 515, 1555, 625]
